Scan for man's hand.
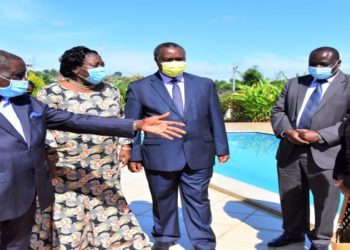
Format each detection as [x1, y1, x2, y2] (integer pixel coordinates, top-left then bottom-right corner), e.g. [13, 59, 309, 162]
[296, 129, 320, 144]
[284, 129, 309, 145]
[129, 161, 143, 172]
[335, 175, 350, 195]
[136, 112, 186, 140]
[218, 155, 230, 164]
[119, 145, 131, 166]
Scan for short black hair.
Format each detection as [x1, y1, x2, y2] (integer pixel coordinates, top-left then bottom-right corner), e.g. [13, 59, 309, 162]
[310, 46, 340, 60]
[153, 42, 186, 60]
[59, 46, 98, 78]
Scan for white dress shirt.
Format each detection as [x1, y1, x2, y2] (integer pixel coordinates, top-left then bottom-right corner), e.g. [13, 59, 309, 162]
[159, 72, 186, 108]
[296, 74, 336, 127]
[0, 98, 27, 142]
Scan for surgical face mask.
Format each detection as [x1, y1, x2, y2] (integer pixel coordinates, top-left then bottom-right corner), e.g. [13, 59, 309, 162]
[308, 60, 339, 80]
[161, 61, 186, 78]
[0, 75, 28, 98]
[80, 67, 107, 85]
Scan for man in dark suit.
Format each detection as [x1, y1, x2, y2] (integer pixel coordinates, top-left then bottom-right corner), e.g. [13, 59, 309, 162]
[0, 50, 185, 250]
[270, 47, 350, 250]
[124, 42, 230, 250]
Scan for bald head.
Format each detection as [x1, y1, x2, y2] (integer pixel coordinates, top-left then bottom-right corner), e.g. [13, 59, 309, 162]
[309, 47, 340, 67]
[0, 50, 26, 87]
[0, 50, 22, 69]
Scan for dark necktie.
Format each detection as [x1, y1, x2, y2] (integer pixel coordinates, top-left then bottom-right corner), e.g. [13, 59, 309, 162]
[297, 79, 327, 129]
[171, 79, 184, 116]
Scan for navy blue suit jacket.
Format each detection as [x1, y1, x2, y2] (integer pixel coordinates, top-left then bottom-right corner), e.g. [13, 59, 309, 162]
[125, 72, 229, 171]
[0, 95, 134, 221]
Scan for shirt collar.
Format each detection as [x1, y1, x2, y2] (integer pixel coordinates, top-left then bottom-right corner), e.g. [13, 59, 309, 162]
[159, 72, 184, 83]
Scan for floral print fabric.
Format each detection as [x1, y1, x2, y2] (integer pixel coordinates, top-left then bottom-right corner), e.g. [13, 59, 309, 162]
[30, 83, 151, 250]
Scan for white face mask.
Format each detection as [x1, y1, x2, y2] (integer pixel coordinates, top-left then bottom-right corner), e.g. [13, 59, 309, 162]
[0, 74, 29, 97]
[78, 67, 107, 85]
[308, 60, 339, 80]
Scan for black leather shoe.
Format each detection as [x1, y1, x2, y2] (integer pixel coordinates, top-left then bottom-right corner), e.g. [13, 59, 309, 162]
[151, 242, 174, 250]
[267, 233, 304, 247]
[309, 244, 328, 250]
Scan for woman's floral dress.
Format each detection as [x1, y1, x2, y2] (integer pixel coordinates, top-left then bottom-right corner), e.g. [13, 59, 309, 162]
[30, 83, 151, 250]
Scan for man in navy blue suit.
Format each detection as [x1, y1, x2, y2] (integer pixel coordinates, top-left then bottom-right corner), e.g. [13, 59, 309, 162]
[125, 42, 230, 250]
[0, 50, 185, 250]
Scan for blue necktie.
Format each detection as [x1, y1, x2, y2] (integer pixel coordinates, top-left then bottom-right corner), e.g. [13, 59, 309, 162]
[171, 79, 184, 116]
[298, 79, 327, 129]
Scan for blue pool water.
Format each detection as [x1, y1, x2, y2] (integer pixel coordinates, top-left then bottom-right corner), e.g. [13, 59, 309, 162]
[214, 132, 280, 193]
[214, 132, 347, 211]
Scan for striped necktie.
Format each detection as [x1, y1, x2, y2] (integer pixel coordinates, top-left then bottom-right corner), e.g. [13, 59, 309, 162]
[171, 79, 184, 116]
[297, 79, 327, 129]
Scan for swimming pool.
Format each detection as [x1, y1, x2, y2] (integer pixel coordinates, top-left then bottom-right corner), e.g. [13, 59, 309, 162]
[214, 132, 280, 193]
[214, 132, 347, 211]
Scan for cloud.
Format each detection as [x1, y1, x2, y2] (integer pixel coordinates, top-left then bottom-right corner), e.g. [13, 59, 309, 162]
[237, 53, 308, 79]
[0, 0, 34, 22]
[23, 48, 350, 83]
[103, 50, 232, 80]
[51, 20, 65, 27]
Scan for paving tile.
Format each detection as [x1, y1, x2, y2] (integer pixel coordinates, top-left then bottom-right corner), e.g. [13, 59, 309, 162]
[242, 214, 282, 231]
[215, 198, 257, 214]
[212, 210, 250, 226]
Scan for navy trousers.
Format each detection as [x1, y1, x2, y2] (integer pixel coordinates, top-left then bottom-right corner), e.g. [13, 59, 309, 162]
[0, 199, 36, 250]
[145, 166, 215, 250]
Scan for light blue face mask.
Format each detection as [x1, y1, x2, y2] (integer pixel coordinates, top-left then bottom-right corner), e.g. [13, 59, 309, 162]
[0, 75, 28, 98]
[308, 60, 339, 80]
[81, 67, 107, 85]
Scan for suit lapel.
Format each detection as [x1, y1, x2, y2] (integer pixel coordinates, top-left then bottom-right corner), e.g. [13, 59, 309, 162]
[150, 73, 183, 117]
[11, 97, 31, 146]
[183, 73, 195, 117]
[0, 113, 27, 143]
[315, 72, 346, 113]
[296, 77, 311, 116]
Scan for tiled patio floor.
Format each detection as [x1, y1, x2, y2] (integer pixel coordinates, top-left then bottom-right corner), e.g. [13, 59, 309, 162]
[121, 168, 313, 250]
[120, 123, 323, 250]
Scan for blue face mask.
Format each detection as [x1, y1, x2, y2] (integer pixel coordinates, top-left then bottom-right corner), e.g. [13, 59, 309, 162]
[0, 75, 29, 98]
[308, 60, 339, 80]
[81, 67, 107, 85]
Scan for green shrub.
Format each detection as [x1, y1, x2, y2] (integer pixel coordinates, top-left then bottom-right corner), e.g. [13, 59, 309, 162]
[27, 71, 46, 97]
[228, 81, 283, 122]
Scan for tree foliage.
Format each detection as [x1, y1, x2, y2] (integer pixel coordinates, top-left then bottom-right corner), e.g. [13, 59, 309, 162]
[27, 71, 46, 97]
[241, 66, 264, 86]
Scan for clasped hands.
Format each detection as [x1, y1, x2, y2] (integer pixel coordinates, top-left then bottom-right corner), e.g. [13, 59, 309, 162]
[284, 129, 320, 145]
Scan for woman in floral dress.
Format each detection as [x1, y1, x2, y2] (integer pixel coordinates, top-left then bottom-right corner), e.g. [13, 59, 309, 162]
[30, 46, 151, 250]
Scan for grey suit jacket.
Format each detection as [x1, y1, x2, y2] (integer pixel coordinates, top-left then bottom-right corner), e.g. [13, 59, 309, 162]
[271, 71, 350, 169]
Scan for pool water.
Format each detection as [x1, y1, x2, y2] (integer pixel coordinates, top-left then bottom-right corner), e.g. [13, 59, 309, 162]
[214, 132, 346, 210]
[214, 132, 280, 193]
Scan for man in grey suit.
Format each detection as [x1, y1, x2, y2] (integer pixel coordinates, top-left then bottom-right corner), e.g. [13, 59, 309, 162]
[269, 47, 350, 250]
[0, 50, 185, 250]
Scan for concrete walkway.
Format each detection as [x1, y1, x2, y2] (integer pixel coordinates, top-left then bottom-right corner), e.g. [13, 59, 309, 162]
[120, 123, 321, 250]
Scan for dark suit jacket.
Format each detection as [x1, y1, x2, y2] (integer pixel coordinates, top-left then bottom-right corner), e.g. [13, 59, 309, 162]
[271, 71, 350, 169]
[0, 95, 134, 221]
[124, 72, 229, 171]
